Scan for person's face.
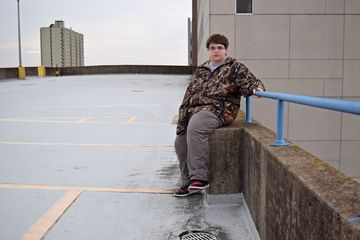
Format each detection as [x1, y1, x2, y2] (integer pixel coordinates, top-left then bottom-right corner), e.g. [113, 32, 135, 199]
[208, 43, 227, 63]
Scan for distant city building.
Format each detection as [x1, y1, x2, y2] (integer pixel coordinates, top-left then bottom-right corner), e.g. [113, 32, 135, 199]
[40, 20, 84, 67]
[188, 17, 192, 66]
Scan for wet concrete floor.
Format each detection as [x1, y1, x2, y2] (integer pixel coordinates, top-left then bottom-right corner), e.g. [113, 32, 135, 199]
[0, 74, 259, 240]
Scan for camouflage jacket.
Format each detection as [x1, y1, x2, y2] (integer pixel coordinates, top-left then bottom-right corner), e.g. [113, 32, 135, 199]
[176, 57, 265, 135]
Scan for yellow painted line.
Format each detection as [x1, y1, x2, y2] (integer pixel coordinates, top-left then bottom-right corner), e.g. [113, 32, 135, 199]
[0, 119, 81, 124]
[0, 183, 173, 194]
[81, 187, 172, 194]
[0, 141, 173, 148]
[126, 116, 137, 124]
[0, 116, 129, 120]
[0, 118, 168, 125]
[0, 117, 80, 120]
[21, 188, 82, 240]
[0, 118, 117, 124]
[77, 117, 91, 123]
[32, 104, 159, 109]
[0, 183, 67, 191]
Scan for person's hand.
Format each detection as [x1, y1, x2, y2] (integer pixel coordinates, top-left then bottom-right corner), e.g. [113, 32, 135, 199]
[252, 87, 264, 96]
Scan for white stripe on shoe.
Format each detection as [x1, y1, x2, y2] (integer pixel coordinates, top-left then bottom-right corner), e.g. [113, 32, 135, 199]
[188, 181, 209, 191]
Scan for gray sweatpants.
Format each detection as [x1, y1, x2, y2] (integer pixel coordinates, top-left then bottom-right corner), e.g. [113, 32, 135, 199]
[174, 110, 223, 184]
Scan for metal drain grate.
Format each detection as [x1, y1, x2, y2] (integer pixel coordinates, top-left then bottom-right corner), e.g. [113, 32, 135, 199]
[179, 231, 217, 240]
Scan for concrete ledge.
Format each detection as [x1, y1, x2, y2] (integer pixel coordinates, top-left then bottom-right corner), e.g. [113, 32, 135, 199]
[209, 115, 360, 240]
[0, 65, 194, 80]
[0, 67, 38, 80]
[52, 65, 194, 76]
[206, 193, 243, 205]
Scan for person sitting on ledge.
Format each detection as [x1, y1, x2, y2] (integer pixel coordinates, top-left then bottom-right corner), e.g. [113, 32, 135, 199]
[174, 33, 265, 197]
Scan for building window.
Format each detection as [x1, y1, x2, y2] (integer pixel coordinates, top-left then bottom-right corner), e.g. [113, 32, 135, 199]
[236, 0, 252, 14]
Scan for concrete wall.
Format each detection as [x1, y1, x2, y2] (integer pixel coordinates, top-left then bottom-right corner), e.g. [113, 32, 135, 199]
[79, 34, 84, 66]
[208, 115, 360, 240]
[197, 0, 360, 181]
[0, 68, 18, 80]
[0, 67, 39, 80]
[62, 28, 83, 67]
[197, 0, 210, 64]
[40, 28, 51, 67]
[0, 65, 194, 80]
[52, 28, 63, 67]
[63, 28, 71, 67]
[59, 65, 194, 75]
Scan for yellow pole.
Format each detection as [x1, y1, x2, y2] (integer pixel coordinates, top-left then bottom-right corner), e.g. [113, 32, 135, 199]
[38, 66, 46, 77]
[18, 67, 25, 79]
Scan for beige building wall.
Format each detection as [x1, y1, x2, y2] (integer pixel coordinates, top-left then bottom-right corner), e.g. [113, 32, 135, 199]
[196, 0, 360, 182]
[79, 34, 84, 66]
[197, 0, 210, 63]
[188, 18, 193, 66]
[62, 29, 70, 67]
[40, 28, 51, 66]
[51, 28, 63, 67]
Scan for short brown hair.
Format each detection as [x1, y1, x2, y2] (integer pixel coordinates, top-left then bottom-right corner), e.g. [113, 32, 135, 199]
[206, 34, 229, 49]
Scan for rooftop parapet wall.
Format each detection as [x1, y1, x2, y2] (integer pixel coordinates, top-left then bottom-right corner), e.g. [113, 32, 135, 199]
[60, 65, 195, 75]
[0, 67, 38, 80]
[209, 114, 360, 240]
[0, 65, 195, 80]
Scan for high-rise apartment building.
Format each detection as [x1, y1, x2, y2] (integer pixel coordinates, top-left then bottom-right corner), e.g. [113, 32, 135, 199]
[40, 20, 84, 67]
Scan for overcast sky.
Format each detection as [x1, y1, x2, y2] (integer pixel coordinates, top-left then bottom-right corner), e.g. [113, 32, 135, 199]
[0, 0, 192, 67]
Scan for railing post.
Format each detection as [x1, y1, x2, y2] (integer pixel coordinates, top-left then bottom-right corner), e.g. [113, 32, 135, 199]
[245, 96, 252, 124]
[271, 100, 289, 147]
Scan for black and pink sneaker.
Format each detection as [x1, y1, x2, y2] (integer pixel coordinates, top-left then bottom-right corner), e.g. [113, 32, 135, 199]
[188, 179, 209, 192]
[174, 183, 192, 197]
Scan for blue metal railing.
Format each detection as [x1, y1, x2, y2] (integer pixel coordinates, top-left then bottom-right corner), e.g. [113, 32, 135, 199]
[245, 91, 360, 147]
